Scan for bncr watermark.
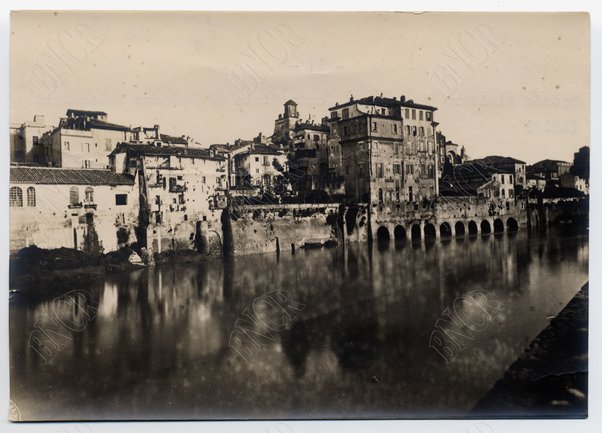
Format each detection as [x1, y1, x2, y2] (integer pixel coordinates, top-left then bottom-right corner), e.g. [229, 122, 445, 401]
[429, 290, 505, 364]
[430, 23, 505, 97]
[28, 290, 99, 364]
[228, 290, 305, 363]
[230, 24, 305, 100]
[28, 23, 104, 98]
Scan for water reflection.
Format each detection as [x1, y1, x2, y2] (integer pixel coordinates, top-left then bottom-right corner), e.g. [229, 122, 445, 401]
[10, 230, 588, 420]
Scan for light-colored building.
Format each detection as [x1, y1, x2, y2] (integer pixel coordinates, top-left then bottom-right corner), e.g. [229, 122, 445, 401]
[473, 156, 527, 190]
[9, 166, 139, 253]
[272, 100, 300, 146]
[328, 95, 438, 205]
[110, 142, 227, 253]
[291, 120, 330, 193]
[10, 115, 53, 164]
[529, 159, 572, 181]
[42, 109, 133, 169]
[233, 144, 288, 192]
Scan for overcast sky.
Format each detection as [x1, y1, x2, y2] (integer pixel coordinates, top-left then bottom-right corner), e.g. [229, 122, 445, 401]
[11, 11, 589, 164]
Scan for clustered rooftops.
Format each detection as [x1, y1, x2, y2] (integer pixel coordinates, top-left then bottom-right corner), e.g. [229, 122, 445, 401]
[329, 95, 438, 112]
[111, 143, 225, 161]
[474, 155, 527, 165]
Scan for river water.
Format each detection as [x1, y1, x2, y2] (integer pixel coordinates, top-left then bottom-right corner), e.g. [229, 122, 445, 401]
[9, 229, 588, 420]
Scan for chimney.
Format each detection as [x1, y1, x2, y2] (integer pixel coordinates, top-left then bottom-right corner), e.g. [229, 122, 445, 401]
[400, 95, 406, 103]
[33, 114, 45, 125]
[154, 124, 160, 139]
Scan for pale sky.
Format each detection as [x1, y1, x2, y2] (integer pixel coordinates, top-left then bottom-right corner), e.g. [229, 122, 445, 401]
[10, 11, 590, 164]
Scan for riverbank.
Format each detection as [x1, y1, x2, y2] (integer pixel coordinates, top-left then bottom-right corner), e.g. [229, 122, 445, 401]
[473, 283, 588, 418]
[9, 245, 208, 294]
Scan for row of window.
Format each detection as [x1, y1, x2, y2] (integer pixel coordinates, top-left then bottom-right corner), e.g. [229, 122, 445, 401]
[346, 163, 434, 178]
[404, 108, 432, 122]
[375, 162, 434, 178]
[9, 187, 35, 207]
[337, 107, 433, 122]
[377, 185, 428, 203]
[343, 122, 429, 137]
[9, 186, 127, 207]
[64, 139, 112, 152]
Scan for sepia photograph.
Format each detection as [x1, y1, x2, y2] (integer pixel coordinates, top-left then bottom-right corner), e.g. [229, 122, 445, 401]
[7, 10, 590, 424]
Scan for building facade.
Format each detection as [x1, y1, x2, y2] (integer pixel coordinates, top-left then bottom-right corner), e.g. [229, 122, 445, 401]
[9, 166, 139, 253]
[10, 115, 53, 164]
[110, 142, 228, 253]
[328, 95, 438, 205]
[42, 109, 133, 169]
[233, 144, 288, 193]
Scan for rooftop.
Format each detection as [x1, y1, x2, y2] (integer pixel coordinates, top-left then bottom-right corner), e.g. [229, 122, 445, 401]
[475, 155, 527, 165]
[111, 143, 225, 161]
[160, 134, 188, 145]
[66, 109, 108, 117]
[294, 122, 330, 133]
[329, 95, 438, 111]
[10, 166, 135, 186]
[239, 144, 283, 156]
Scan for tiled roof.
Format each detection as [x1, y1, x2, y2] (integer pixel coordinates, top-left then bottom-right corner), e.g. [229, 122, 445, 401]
[294, 122, 330, 133]
[10, 166, 135, 185]
[66, 109, 108, 117]
[160, 134, 188, 145]
[477, 155, 526, 165]
[239, 145, 283, 156]
[86, 118, 131, 132]
[329, 96, 437, 111]
[111, 143, 225, 161]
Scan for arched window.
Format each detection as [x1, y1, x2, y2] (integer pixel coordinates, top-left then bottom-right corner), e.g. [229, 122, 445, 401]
[85, 187, 94, 203]
[26, 187, 36, 207]
[9, 187, 23, 207]
[70, 186, 80, 205]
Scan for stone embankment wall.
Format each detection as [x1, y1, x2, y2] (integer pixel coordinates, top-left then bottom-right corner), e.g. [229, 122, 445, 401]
[228, 204, 340, 255]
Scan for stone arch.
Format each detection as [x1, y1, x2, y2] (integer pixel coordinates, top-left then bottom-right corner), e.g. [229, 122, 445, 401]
[455, 221, 466, 237]
[411, 224, 421, 242]
[394, 225, 406, 242]
[493, 218, 504, 233]
[440, 222, 452, 238]
[481, 220, 491, 235]
[376, 226, 390, 246]
[468, 220, 478, 235]
[507, 217, 519, 232]
[424, 223, 436, 240]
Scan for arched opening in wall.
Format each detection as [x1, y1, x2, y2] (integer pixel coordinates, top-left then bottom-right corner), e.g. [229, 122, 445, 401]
[411, 224, 421, 242]
[493, 218, 504, 233]
[394, 225, 406, 243]
[455, 221, 466, 237]
[481, 220, 492, 235]
[507, 217, 519, 232]
[345, 206, 358, 236]
[468, 220, 478, 236]
[439, 222, 452, 239]
[424, 223, 436, 240]
[376, 226, 390, 248]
